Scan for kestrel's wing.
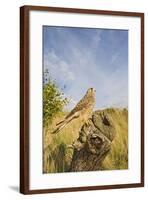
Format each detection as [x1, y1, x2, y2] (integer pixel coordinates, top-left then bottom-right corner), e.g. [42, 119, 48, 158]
[65, 96, 92, 119]
[55, 102, 84, 127]
[52, 95, 93, 134]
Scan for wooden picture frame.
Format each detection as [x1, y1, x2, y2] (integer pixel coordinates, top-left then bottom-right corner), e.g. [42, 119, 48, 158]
[20, 5, 144, 194]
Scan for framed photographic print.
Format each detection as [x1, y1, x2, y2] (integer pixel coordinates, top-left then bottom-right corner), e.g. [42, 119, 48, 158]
[20, 5, 144, 194]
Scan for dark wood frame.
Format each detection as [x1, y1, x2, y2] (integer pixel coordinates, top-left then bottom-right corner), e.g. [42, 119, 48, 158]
[20, 5, 144, 194]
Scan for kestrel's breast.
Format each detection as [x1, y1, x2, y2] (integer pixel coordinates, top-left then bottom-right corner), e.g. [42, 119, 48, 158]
[80, 104, 94, 122]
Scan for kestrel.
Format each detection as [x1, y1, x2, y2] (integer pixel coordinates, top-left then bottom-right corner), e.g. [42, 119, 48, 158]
[52, 88, 96, 134]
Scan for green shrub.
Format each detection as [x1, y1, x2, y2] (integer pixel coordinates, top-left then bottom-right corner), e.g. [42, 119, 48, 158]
[43, 72, 68, 126]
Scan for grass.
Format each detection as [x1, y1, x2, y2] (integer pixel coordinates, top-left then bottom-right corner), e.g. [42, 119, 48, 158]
[43, 112, 84, 173]
[100, 108, 128, 170]
[43, 108, 128, 173]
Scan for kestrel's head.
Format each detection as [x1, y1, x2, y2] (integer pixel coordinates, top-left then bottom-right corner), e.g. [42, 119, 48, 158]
[86, 88, 96, 96]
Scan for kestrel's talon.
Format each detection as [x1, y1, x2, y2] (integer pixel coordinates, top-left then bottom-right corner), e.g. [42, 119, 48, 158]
[85, 119, 91, 126]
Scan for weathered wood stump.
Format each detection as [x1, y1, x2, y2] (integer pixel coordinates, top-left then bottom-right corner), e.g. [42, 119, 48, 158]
[70, 110, 116, 172]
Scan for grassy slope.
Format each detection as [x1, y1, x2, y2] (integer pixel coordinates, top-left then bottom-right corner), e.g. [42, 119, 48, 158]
[100, 108, 128, 170]
[43, 108, 128, 173]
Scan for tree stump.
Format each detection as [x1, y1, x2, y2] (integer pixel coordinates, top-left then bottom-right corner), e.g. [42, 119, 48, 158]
[70, 110, 116, 172]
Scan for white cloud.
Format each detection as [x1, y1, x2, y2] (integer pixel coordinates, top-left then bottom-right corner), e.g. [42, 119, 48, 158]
[97, 67, 128, 108]
[44, 50, 75, 82]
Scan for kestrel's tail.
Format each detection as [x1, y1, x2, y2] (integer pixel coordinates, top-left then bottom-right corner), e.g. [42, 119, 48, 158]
[52, 120, 69, 134]
[51, 112, 79, 134]
[56, 120, 65, 126]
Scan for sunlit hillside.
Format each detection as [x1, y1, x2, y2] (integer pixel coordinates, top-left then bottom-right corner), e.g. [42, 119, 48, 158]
[43, 108, 128, 173]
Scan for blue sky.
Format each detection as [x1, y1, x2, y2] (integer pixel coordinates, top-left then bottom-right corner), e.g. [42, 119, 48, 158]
[43, 26, 128, 110]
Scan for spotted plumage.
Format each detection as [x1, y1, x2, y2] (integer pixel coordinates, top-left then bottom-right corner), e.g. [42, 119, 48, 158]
[52, 88, 96, 134]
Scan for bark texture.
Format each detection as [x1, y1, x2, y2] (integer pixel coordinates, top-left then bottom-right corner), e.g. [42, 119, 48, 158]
[70, 110, 117, 172]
